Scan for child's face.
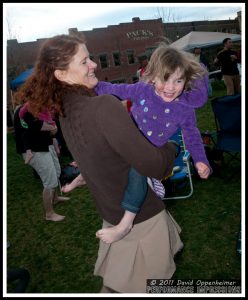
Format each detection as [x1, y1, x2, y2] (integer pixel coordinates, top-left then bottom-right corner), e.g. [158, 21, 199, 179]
[153, 68, 186, 103]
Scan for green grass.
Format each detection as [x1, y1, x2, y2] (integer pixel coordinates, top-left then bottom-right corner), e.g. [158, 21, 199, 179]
[6, 81, 241, 293]
[7, 135, 103, 293]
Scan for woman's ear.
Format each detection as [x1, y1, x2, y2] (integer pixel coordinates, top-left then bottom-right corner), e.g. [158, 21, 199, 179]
[54, 69, 66, 82]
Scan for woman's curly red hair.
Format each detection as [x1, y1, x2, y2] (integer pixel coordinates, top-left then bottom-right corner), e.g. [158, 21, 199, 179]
[14, 33, 93, 117]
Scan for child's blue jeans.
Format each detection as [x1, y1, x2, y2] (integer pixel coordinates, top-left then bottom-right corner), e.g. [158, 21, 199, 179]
[121, 167, 147, 213]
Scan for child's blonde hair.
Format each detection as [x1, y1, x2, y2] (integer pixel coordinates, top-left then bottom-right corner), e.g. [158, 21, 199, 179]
[142, 42, 207, 90]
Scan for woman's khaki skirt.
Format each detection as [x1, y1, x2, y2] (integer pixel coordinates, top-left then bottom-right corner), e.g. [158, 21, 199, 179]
[94, 209, 183, 293]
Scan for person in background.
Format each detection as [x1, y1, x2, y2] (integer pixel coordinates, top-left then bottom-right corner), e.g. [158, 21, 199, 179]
[193, 47, 209, 66]
[214, 38, 241, 95]
[14, 33, 183, 293]
[61, 161, 86, 193]
[13, 104, 69, 222]
[18, 102, 60, 164]
[193, 47, 212, 96]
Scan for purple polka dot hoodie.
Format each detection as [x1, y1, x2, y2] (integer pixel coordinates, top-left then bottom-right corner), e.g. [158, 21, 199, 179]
[95, 74, 210, 168]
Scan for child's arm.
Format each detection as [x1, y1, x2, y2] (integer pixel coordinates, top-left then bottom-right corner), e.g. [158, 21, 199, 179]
[95, 81, 140, 103]
[181, 111, 212, 177]
[180, 73, 209, 109]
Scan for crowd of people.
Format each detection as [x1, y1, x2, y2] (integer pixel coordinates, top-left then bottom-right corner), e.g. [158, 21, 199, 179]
[9, 34, 240, 293]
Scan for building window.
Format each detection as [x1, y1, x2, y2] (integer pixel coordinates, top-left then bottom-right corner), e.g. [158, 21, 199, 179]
[127, 49, 135, 64]
[99, 54, 108, 69]
[113, 52, 121, 66]
[145, 47, 156, 58]
[132, 76, 139, 83]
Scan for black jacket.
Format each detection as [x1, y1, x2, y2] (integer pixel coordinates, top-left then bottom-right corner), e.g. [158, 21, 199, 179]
[13, 106, 53, 154]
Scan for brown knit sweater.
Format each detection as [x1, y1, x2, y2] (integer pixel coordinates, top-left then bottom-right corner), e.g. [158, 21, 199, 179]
[59, 91, 176, 225]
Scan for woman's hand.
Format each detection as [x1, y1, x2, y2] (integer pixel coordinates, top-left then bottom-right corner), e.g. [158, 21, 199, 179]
[50, 125, 58, 136]
[41, 121, 57, 135]
[53, 138, 60, 156]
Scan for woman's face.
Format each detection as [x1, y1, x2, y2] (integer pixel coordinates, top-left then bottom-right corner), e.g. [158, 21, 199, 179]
[153, 68, 186, 102]
[61, 43, 98, 88]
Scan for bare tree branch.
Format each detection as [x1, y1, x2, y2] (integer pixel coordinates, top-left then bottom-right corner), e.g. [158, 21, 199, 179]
[155, 7, 182, 23]
[6, 11, 19, 40]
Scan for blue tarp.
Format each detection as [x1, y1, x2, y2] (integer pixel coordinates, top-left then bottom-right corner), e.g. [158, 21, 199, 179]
[10, 68, 34, 90]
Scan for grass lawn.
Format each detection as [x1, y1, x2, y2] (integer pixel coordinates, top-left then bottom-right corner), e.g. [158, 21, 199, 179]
[6, 80, 242, 293]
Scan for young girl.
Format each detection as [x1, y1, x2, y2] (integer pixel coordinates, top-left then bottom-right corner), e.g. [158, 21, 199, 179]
[64, 43, 211, 243]
[19, 102, 60, 163]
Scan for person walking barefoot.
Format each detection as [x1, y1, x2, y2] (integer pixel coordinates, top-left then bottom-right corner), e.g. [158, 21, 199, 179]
[61, 173, 86, 193]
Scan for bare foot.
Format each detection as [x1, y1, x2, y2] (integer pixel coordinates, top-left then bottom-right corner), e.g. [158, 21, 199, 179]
[61, 174, 86, 193]
[61, 184, 74, 193]
[53, 196, 70, 205]
[45, 213, 65, 222]
[96, 224, 132, 244]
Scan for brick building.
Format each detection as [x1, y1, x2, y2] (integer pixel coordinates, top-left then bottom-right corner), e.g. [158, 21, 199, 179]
[6, 14, 241, 123]
[82, 17, 165, 83]
[7, 17, 165, 85]
[7, 14, 241, 83]
[6, 17, 165, 121]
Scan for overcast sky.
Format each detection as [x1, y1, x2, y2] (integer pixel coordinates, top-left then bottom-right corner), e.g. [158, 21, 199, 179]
[3, 3, 243, 43]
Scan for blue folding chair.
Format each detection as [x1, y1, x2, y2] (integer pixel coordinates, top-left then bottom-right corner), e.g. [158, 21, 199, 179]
[211, 94, 241, 157]
[210, 93, 241, 181]
[162, 128, 194, 200]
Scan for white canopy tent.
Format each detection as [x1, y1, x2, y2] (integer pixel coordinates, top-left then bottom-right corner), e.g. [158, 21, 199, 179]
[171, 31, 241, 51]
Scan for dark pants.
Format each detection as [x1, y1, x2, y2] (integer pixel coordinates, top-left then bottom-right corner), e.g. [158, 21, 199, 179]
[121, 168, 148, 213]
[7, 268, 30, 293]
